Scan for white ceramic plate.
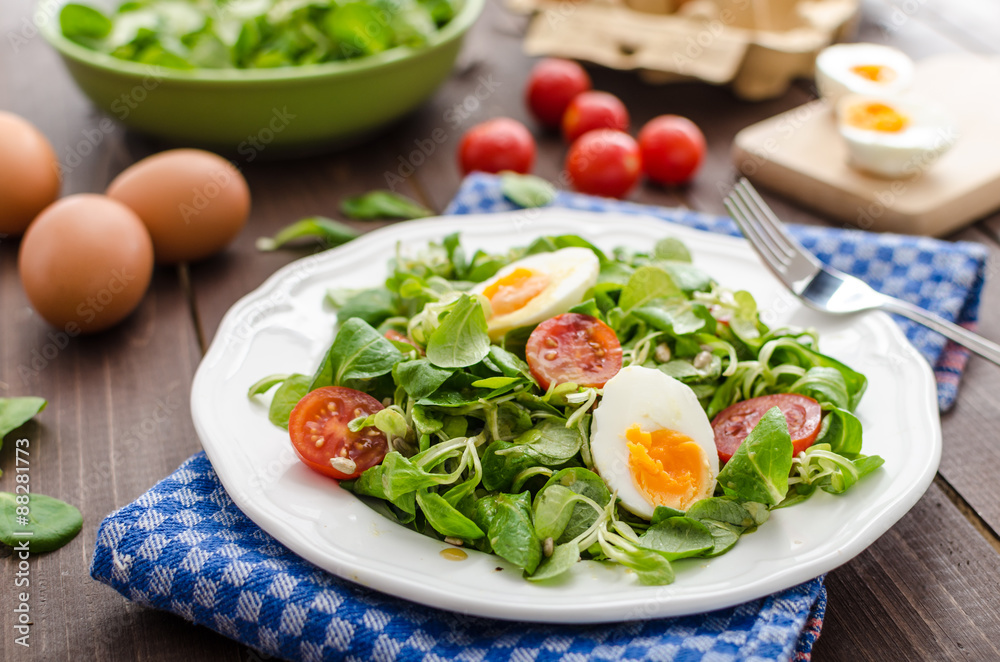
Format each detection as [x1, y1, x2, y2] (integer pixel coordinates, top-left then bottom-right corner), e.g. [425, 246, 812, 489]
[191, 209, 941, 623]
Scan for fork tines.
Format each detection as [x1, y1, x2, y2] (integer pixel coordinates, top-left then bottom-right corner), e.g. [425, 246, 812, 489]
[723, 178, 822, 280]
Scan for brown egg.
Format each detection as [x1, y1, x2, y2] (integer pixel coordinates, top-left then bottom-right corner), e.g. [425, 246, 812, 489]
[0, 111, 61, 236]
[106, 149, 251, 264]
[18, 195, 154, 334]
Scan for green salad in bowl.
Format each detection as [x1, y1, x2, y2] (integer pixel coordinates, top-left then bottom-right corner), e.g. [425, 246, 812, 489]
[59, 0, 464, 70]
[42, 0, 483, 149]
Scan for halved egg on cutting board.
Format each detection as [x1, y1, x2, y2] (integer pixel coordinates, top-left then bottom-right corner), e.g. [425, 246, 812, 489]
[836, 94, 957, 178]
[816, 43, 915, 103]
[590, 366, 719, 519]
[471, 247, 599, 339]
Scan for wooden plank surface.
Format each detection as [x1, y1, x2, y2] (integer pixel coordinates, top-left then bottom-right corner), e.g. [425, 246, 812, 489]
[935, 227, 1000, 534]
[819, 481, 1000, 661]
[0, 13, 243, 661]
[2, 0, 1000, 660]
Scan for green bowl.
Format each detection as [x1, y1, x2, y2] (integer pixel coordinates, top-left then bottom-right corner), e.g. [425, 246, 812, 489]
[41, 0, 484, 151]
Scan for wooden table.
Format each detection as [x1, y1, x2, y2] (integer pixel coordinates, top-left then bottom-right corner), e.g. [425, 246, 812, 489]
[3, 0, 1000, 659]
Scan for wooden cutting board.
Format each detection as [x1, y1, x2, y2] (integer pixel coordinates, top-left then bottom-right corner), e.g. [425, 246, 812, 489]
[731, 53, 1000, 236]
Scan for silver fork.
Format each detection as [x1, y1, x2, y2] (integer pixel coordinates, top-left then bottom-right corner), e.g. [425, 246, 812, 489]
[724, 178, 1000, 366]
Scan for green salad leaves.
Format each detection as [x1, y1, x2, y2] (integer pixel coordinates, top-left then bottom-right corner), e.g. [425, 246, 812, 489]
[60, 0, 463, 70]
[0, 493, 84, 554]
[341, 191, 432, 220]
[0, 397, 47, 469]
[0, 398, 83, 553]
[250, 233, 883, 585]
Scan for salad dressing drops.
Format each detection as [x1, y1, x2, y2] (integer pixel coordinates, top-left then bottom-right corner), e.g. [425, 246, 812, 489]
[440, 548, 469, 562]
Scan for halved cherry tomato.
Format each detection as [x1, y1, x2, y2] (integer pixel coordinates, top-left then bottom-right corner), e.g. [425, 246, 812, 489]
[288, 386, 388, 480]
[385, 329, 421, 353]
[711, 393, 822, 464]
[525, 313, 623, 390]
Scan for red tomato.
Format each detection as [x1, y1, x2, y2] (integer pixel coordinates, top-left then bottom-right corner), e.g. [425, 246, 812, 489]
[638, 115, 706, 185]
[384, 329, 410, 343]
[288, 386, 389, 480]
[711, 394, 822, 464]
[565, 129, 642, 199]
[458, 118, 536, 175]
[561, 91, 630, 143]
[525, 313, 623, 390]
[525, 58, 592, 128]
[385, 329, 420, 352]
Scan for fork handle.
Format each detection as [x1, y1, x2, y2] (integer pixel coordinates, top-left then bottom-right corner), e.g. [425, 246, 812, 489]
[878, 297, 1000, 366]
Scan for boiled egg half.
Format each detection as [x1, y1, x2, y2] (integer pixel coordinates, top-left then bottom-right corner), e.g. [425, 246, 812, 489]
[836, 94, 957, 178]
[816, 43, 914, 104]
[591, 366, 718, 519]
[471, 247, 599, 339]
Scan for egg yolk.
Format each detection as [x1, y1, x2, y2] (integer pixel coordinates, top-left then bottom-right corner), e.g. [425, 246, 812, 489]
[844, 102, 909, 133]
[482, 268, 550, 316]
[850, 64, 896, 84]
[625, 424, 708, 511]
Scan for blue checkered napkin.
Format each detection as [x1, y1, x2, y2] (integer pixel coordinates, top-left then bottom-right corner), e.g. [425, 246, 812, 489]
[447, 174, 990, 411]
[92, 452, 826, 662]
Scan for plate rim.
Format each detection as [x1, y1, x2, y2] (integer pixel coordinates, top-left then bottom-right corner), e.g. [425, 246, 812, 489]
[191, 208, 942, 623]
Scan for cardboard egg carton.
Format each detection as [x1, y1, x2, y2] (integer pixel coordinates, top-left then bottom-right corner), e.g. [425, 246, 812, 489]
[509, 0, 859, 100]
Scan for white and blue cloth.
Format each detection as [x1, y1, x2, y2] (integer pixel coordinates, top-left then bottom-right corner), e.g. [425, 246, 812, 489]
[92, 173, 989, 661]
[92, 453, 826, 662]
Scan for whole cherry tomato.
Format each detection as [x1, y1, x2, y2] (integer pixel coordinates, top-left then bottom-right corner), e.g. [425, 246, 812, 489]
[562, 91, 630, 143]
[565, 129, 642, 199]
[458, 118, 536, 175]
[638, 115, 706, 185]
[525, 58, 592, 129]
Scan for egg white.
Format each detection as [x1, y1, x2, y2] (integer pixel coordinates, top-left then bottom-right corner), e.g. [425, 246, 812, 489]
[590, 366, 718, 519]
[836, 94, 958, 178]
[471, 247, 599, 339]
[816, 43, 915, 104]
